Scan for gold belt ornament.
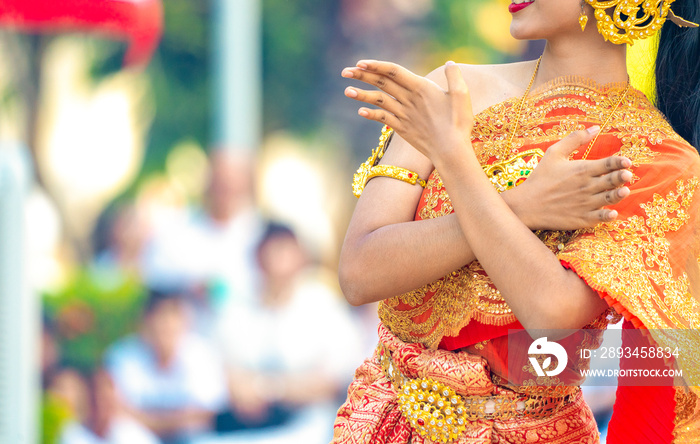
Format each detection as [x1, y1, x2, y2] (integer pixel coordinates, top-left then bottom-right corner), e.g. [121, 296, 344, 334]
[377, 344, 576, 444]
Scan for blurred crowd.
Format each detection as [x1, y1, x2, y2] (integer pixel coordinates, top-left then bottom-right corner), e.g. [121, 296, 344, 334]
[41, 149, 377, 444]
[33, 3, 441, 442]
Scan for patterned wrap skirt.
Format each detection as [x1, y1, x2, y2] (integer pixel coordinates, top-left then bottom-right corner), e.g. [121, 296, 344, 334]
[331, 324, 599, 444]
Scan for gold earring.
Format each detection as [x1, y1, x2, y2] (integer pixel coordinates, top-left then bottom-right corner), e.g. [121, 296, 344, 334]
[579, 3, 588, 32]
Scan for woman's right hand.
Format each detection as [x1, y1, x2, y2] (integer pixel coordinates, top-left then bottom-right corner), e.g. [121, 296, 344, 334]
[505, 127, 633, 231]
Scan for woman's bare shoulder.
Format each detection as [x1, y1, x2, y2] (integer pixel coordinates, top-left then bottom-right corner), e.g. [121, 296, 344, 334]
[426, 60, 538, 114]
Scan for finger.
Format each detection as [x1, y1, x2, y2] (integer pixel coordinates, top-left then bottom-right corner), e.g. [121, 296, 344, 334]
[357, 107, 401, 129]
[590, 169, 633, 191]
[444, 61, 467, 94]
[585, 155, 633, 177]
[444, 61, 473, 123]
[593, 186, 630, 207]
[345, 87, 404, 117]
[547, 127, 599, 158]
[355, 59, 423, 90]
[341, 67, 409, 99]
[590, 208, 620, 224]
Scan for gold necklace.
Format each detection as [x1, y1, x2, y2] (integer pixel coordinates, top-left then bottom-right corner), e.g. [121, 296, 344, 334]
[506, 56, 631, 161]
[506, 56, 542, 156]
[580, 78, 631, 160]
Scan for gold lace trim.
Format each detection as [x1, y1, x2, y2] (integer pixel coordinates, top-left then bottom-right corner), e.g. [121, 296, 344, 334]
[528, 75, 635, 98]
[675, 388, 700, 442]
[471, 81, 684, 165]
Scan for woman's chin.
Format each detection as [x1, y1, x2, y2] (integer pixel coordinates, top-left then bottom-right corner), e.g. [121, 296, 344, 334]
[509, 21, 549, 42]
[509, 24, 535, 41]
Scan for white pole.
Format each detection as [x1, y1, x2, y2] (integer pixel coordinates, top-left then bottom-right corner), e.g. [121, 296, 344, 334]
[212, 0, 262, 151]
[0, 142, 36, 444]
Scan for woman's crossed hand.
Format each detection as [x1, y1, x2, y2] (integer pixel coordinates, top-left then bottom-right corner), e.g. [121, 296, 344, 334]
[342, 60, 473, 163]
[510, 128, 633, 230]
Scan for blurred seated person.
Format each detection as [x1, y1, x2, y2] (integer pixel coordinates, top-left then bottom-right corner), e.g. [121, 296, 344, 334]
[105, 287, 227, 444]
[60, 369, 160, 444]
[215, 223, 363, 439]
[140, 150, 264, 315]
[92, 203, 149, 273]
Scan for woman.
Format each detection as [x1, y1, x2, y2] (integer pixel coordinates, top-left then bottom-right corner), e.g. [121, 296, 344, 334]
[333, 0, 700, 443]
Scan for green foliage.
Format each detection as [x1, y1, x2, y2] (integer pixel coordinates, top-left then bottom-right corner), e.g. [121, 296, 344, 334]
[43, 268, 146, 373]
[142, 0, 210, 173]
[428, 0, 510, 64]
[430, 0, 477, 49]
[261, 0, 337, 134]
[90, 0, 211, 176]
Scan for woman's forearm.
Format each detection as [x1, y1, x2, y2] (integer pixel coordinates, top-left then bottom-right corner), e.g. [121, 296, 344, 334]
[339, 130, 480, 306]
[339, 186, 530, 306]
[433, 143, 608, 332]
[340, 212, 473, 305]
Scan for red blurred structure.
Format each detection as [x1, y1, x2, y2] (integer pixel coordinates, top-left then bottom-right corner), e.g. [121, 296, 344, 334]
[0, 0, 163, 66]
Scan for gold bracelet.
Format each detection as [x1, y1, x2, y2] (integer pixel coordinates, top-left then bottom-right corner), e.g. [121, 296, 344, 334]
[352, 126, 427, 198]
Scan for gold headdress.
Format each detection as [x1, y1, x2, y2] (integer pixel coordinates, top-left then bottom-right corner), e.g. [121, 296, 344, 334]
[584, 0, 698, 45]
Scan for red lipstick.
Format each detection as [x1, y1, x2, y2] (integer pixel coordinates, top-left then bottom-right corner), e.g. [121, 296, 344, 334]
[509, 1, 534, 13]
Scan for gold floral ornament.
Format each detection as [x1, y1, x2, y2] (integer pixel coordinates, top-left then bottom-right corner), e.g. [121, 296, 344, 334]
[377, 344, 468, 443]
[352, 126, 427, 198]
[396, 377, 468, 443]
[584, 0, 698, 46]
[483, 149, 544, 193]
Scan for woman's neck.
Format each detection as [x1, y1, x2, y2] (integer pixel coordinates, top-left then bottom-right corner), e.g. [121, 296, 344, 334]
[535, 35, 628, 87]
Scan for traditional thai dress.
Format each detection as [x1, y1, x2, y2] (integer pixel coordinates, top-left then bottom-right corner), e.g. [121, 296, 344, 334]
[333, 77, 700, 444]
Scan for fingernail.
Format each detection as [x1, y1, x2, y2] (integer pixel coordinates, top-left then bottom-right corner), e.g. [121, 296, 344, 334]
[446, 60, 456, 66]
[621, 170, 633, 181]
[358, 108, 369, 117]
[341, 69, 354, 78]
[622, 158, 632, 168]
[618, 186, 630, 197]
[356, 61, 368, 69]
[345, 87, 358, 98]
[587, 125, 601, 135]
[609, 210, 618, 219]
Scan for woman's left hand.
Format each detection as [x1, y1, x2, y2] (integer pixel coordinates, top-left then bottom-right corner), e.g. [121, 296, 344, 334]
[342, 60, 475, 163]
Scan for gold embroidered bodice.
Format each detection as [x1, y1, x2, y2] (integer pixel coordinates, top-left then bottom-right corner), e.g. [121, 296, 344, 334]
[378, 77, 688, 350]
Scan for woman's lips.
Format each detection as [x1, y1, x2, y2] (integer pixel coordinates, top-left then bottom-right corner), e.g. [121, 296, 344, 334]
[509, 1, 534, 13]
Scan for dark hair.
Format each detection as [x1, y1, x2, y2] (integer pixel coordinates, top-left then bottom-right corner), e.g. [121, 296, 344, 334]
[655, 1, 700, 150]
[144, 286, 187, 314]
[257, 222, 296, 249]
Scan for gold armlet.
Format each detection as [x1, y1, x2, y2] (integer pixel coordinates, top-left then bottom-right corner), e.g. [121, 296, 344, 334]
[352, 126, 427, 198]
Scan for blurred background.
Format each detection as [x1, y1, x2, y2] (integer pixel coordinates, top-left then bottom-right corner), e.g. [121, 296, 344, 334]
[0, 1, 615, 443]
